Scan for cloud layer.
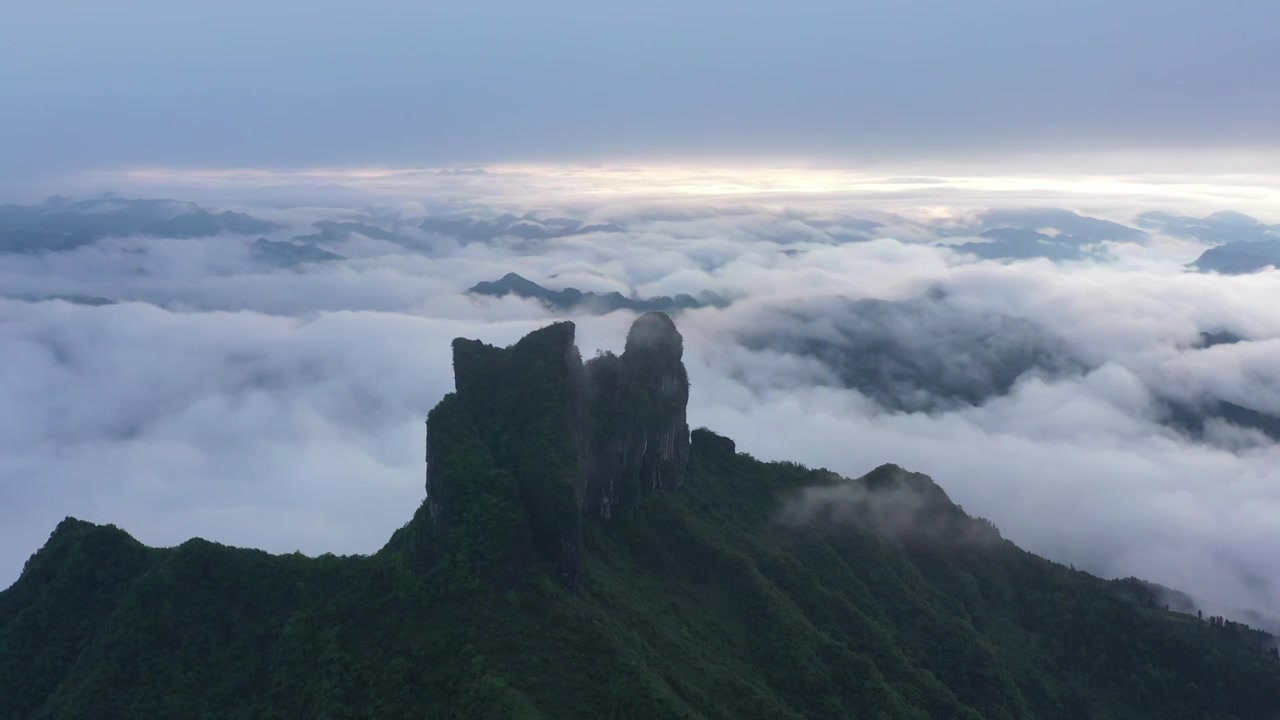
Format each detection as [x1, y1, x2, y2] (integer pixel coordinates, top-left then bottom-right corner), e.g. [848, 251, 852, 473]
[2, 175, 1278, 628]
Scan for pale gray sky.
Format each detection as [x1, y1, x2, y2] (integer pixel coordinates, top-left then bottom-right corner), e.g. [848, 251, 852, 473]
[2, 0, 1277, 182]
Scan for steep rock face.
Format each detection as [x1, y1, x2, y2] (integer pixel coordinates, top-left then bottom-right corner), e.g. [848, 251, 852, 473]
[690, 427, 736, 461]
[581, 312, 691, 518]
[424, 322, 582, 584]
[622, 313, 691, 494]
[424, 312, 691, 587]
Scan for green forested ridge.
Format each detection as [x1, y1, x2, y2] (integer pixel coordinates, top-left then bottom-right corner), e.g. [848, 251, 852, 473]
[2, 314, 1278, 719]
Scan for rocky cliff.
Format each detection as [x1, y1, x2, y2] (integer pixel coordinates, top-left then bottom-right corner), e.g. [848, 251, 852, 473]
[423, 312, 691, 587]
[581, 312, 691, 520]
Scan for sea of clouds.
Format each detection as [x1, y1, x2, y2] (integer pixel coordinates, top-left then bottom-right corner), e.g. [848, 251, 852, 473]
[2, 165, 1278, 627]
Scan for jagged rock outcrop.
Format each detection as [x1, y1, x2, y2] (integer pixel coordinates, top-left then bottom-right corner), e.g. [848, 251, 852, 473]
[690, 427, 736, 461]
[423, 312, 691, 587]
[582, 312, 691, 518]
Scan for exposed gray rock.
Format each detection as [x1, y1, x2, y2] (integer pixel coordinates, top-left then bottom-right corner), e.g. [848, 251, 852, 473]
[425, 312, 691, 588]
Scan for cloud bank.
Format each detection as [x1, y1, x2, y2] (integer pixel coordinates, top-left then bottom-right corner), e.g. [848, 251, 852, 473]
[1, 173, 1278, 630]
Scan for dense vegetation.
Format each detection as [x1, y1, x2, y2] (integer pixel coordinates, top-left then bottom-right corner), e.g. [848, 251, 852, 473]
[3, 316, 1278, 719]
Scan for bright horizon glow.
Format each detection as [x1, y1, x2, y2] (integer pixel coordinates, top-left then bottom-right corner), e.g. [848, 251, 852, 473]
[66, 160, 1280, 222]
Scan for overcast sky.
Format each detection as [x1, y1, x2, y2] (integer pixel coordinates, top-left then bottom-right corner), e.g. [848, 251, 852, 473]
[3, 0, 1278, 182]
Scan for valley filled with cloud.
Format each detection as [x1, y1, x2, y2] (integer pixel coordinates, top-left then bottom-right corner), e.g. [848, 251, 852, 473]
[3, 166, 1278, 629]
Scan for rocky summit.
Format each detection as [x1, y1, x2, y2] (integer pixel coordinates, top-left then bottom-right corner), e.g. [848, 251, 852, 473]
[425, 312, 691, 587]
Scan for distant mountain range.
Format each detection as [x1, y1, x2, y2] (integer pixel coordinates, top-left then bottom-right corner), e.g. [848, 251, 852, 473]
[1191, 240, 1280, 274]
[284, 214, 624, 251]
[290, 220, 406, 245]
[5, 293, 115, 307]
[738, 294, 1085, 410]
[0, 196, 356, 272]
[938, 207, 1280, 271]
[942, 207, 1150, 261]
[6, 195, 1277, 274]
[0, 195, 280, 253]
[468, 272, 728, 314]
[980, 207, 1149, 243]
[1140, 210, 1280, 274]
[949, 228, 1097, 261]
[1139, 210, 1280, 246]
[421, 213, 623, 243]
[739, 293, 1280, 441]
[251, 238, 345, 268]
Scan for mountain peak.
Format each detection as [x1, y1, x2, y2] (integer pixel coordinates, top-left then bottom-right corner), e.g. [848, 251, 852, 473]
[624, 310, 682, 355]
[422, 313, 690, 587]
[1206, 210, 1261, 227]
